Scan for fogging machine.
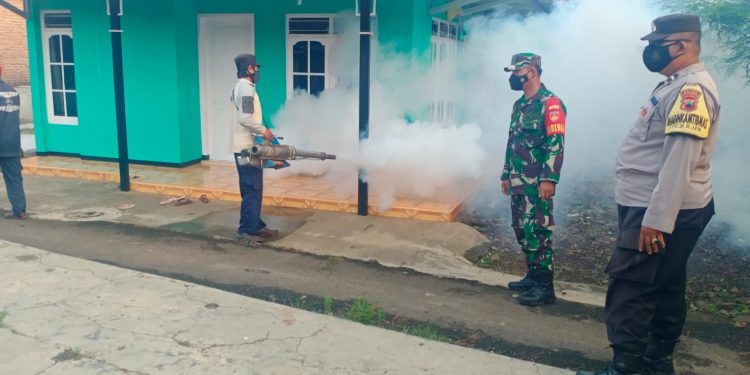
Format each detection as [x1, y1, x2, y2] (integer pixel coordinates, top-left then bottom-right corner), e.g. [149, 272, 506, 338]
[237, 138, 337, 169]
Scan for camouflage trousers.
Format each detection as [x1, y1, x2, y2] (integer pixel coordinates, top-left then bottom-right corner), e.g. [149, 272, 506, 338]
[510, 193, 555, 272]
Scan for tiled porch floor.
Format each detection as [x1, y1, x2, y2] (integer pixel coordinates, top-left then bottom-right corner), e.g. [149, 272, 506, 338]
[22, 156, 478, 222]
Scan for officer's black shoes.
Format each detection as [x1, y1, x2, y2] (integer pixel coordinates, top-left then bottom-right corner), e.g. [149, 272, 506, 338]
[577, 342, 675, 375]
[643, 339, 676, 375]
[508, 273, 537, 291]
[517, 270, 556, 306]
[576, 349, 643, 375]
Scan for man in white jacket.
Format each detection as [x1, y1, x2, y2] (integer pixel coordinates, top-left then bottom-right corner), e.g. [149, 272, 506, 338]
[231, 54, 278, 243]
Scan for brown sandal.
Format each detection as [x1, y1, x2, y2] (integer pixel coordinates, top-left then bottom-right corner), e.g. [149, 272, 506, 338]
[160, 196, 184, 205]
[174, 197, 193, 206]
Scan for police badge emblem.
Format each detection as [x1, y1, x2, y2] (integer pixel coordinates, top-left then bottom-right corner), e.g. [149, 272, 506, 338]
[679, 87, 701, 112]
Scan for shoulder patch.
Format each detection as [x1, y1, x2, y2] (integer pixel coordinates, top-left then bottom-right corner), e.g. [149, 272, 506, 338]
[665, 83, 711, 139]
[544, 96, 566, 136]
[241, 96, 255, 114]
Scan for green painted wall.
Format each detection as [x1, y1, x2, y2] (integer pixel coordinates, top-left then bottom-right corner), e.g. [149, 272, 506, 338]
[74, 1, 119, 159]
[28, 0, 119, 156]
[174, 1, 202, 163]
[28, 0, 438, 165]
[412, 0, 437, 63]
[25, 0, 48, 153]
[119, 0, 187, 164]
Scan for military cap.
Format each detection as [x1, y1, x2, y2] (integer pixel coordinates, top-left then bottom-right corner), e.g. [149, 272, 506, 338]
[235, 53, 261, 71]
[641, 14, 701, 41]
[503, 53, 541, 72]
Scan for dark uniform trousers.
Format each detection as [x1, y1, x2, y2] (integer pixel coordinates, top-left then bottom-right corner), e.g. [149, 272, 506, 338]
[234, 153, 266, 236]
[0, 156, 26, 216]
[605, 199, 714, 353]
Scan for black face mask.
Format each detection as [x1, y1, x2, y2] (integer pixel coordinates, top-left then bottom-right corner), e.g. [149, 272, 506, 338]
[509, 73, 530, 91]
[250, 71, 260, 83]
[642, 41, 681, 73]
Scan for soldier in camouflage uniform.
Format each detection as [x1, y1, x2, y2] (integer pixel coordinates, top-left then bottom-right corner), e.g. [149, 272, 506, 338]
[500, 53, 566, 306]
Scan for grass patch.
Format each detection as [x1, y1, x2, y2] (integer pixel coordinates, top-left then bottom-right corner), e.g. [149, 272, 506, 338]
[706, 303, 720, 315]
[725, 304, 749, 318]
[281, 295, 452, 343]
[706, 302, 750, 318]
[323, 296, 333, 315]
[344, 298, 386, 326]
[402, 324, 450, 342]
[475, 254, 496, 269]
[0, 310, 7, 327]
[275, 294, 456, 344]
[289, 297, 307, 310]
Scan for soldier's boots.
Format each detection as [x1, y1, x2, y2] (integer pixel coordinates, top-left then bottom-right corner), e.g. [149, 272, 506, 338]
[517, 270, 556, 306]
[508, 272, 537, 291]
[643, 339, 676, 375]
[576, 349, 643, 375]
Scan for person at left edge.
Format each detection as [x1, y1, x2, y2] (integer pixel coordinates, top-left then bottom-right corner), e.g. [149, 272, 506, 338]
[0, 64, 28, 220]
[231, 53, 279, 244]
[500, 53, 567, 306]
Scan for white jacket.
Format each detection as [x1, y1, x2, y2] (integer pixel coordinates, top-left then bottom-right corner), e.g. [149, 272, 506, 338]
[230, 79, 267, 153]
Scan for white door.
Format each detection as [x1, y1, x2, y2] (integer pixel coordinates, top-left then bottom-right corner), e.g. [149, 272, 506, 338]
[199, 14, 254, 162]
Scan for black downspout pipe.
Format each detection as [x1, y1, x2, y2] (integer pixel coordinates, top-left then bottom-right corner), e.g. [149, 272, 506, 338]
[108, 0, 130, 191]
[358, 0, 371, 216]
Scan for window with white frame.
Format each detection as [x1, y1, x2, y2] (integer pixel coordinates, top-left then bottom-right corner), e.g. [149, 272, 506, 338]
[430, 19, 459, 124]
[287, 16, 334, 98]
[42, 12, 77, 125]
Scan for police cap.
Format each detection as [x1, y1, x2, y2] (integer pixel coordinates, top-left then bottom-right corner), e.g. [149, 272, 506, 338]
[641, 14, 701, 41]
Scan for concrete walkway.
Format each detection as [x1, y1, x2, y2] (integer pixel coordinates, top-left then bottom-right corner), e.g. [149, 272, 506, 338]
[0, 239, 571, 375]
[3, 174, 606, 307]
[272, 212, 606, 306]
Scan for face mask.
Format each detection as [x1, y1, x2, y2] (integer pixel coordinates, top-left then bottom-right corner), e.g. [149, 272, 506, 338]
[509, 73, 530, 91]
[642, 41, 681, 73]
[251, 71, 260, 83]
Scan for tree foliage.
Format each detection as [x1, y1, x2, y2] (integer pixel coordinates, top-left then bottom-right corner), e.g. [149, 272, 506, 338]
[665, 0, 750, 83]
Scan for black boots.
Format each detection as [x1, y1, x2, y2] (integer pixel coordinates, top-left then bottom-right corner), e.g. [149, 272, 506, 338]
[576, 349, 643, 375]
[643, 339, 676, 375]
[517, 270, 556, 306]
[577, 340, 676, 375]
[508, 273, 537, 291]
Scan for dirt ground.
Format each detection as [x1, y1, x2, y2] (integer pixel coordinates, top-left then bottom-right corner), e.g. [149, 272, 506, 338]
[4, 217, 747, 372]
[461, 173, 750, 327]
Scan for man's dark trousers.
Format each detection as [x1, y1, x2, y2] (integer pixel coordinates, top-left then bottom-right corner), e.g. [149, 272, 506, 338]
[0, 156, 26, 216]
[234, 153, 266, 235]
[605, 200, 715, 353]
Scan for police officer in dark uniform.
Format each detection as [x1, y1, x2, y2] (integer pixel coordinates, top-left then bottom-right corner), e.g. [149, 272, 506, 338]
[0, 64, 27, 220]
[578, 14, 720, 375]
